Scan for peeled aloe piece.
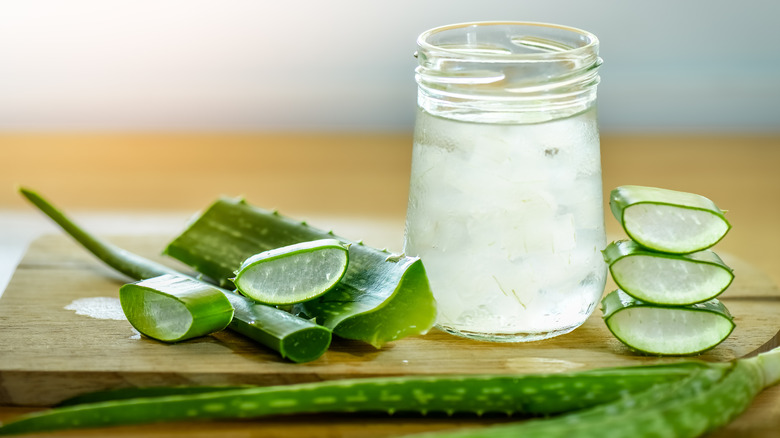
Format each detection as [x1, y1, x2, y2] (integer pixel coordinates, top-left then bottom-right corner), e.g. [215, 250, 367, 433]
[120, 274, 234, 343]
[610, 185, 731, 254]
[603, 240, 734, 305]
[164, 197, 437, 348]
[233, 239, 349, 305]
[602, 290, 735, 356]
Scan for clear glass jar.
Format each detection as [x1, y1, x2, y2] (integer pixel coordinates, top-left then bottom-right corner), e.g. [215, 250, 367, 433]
[403, 22, 607, 342]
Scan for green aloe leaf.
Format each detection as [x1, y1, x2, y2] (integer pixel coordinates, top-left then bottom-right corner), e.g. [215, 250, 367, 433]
[164, 197, 437, 348]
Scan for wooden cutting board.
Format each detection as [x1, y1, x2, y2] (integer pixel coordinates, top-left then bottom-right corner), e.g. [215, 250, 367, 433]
[1, 232, 778, 408]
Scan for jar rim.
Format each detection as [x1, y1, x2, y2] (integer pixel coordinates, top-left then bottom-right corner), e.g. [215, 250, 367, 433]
[417, 21, 599, 61]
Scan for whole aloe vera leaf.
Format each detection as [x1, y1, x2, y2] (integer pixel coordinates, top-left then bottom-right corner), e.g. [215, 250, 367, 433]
[18, 188, 331, 363]
[0, 363, 703, 436]
[403, 364, 731, 438]
[409, 346, 780, 438]
[163, 197, 437, 348]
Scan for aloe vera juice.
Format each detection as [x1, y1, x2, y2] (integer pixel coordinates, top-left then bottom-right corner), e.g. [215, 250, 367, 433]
[404, 106, 607, 341]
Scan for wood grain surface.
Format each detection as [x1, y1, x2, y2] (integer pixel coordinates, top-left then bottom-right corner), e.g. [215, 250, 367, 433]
[0, 232, 779, 436]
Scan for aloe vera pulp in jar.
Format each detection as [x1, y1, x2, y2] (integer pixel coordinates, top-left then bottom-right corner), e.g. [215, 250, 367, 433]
[403, 22, 607, 342]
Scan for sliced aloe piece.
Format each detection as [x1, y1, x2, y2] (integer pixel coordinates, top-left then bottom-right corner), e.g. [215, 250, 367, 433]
[120, 275, 234, 343]
[610, 185, 731, 254]
[603, 240, 734, 305]
[233, 239, 349, 305]
[19, 188, 331, 363]
[602, 290, 735, 356]
[164, 197, 437, 348]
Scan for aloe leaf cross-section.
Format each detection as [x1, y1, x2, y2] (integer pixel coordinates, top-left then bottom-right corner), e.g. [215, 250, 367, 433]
[609, 185, 731, 254]
[603, 240, 734, 305]
[602, 290, 735, 356]
[233, 239, 349, 306]
[120, 274, 235, 343]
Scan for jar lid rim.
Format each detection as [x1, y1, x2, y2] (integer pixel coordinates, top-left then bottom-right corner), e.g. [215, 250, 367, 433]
[417, 21, 599, 61]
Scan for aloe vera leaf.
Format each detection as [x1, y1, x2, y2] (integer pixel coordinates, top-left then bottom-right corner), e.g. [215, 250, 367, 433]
[163, 197, 437, 348]
[18, 188, 331, 363]
[0, 363, 703, 436]
[120, 274, 235, 342]
[609, 185, 731, 254]
[603, 240, 734, 305]
[405, 363, 733, 438]
[414, 347, 780, 438]
[233, 239, 349, 305]
[57, 386, 252, 407]
[601, 290, 735, 356]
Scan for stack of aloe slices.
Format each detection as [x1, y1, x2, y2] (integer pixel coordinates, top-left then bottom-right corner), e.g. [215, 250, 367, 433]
[603, 185, 735, 355]
[18, 188, 437, 363]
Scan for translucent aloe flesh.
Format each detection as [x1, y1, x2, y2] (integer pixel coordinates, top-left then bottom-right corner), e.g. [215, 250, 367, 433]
[609, 185, 731, 254]
[3, 349, 780, 437]
[164, 197, 437, 348]
[233, 239, 349, 305]
[120, 274, 235, 342]
[603, 240, 734, 305]
[602, 290, 735, 356]
[18, 188, 331, 363]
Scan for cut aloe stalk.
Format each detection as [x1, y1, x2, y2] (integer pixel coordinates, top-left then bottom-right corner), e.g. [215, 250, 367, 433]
[120, 275, 234, 343]
[610, 185, 731, 254]
[602, 290, 735, 356]
[233, 239, 349, 305]
[603, 240, 734, 305]
[19, 188, 331, 363]
[164, 197, 437, 348]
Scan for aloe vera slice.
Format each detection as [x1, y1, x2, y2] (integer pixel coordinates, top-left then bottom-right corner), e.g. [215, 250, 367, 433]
[603, 240, 734, 305]
[0, 363, 704, 435]
[119, 274, 234, 342]
[233, 239, 349, 305]
[610, 185, 731, 254]
[18, 188, 331, 363]
[601, 290, 735, 355]
[164, 197, 437, 348]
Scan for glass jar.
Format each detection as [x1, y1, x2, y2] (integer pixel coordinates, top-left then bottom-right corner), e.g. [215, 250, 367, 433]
[403, 22, 607, 342]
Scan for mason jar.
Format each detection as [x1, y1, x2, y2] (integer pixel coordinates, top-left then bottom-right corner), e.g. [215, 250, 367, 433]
[403, 22, 607, 342]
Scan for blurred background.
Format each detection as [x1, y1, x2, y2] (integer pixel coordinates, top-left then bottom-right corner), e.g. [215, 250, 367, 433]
[1, 0, 780, 291]
[1, 0, 779, 132]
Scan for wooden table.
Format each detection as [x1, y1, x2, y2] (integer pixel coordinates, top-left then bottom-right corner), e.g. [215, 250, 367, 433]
[1, 133, 779, 437]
